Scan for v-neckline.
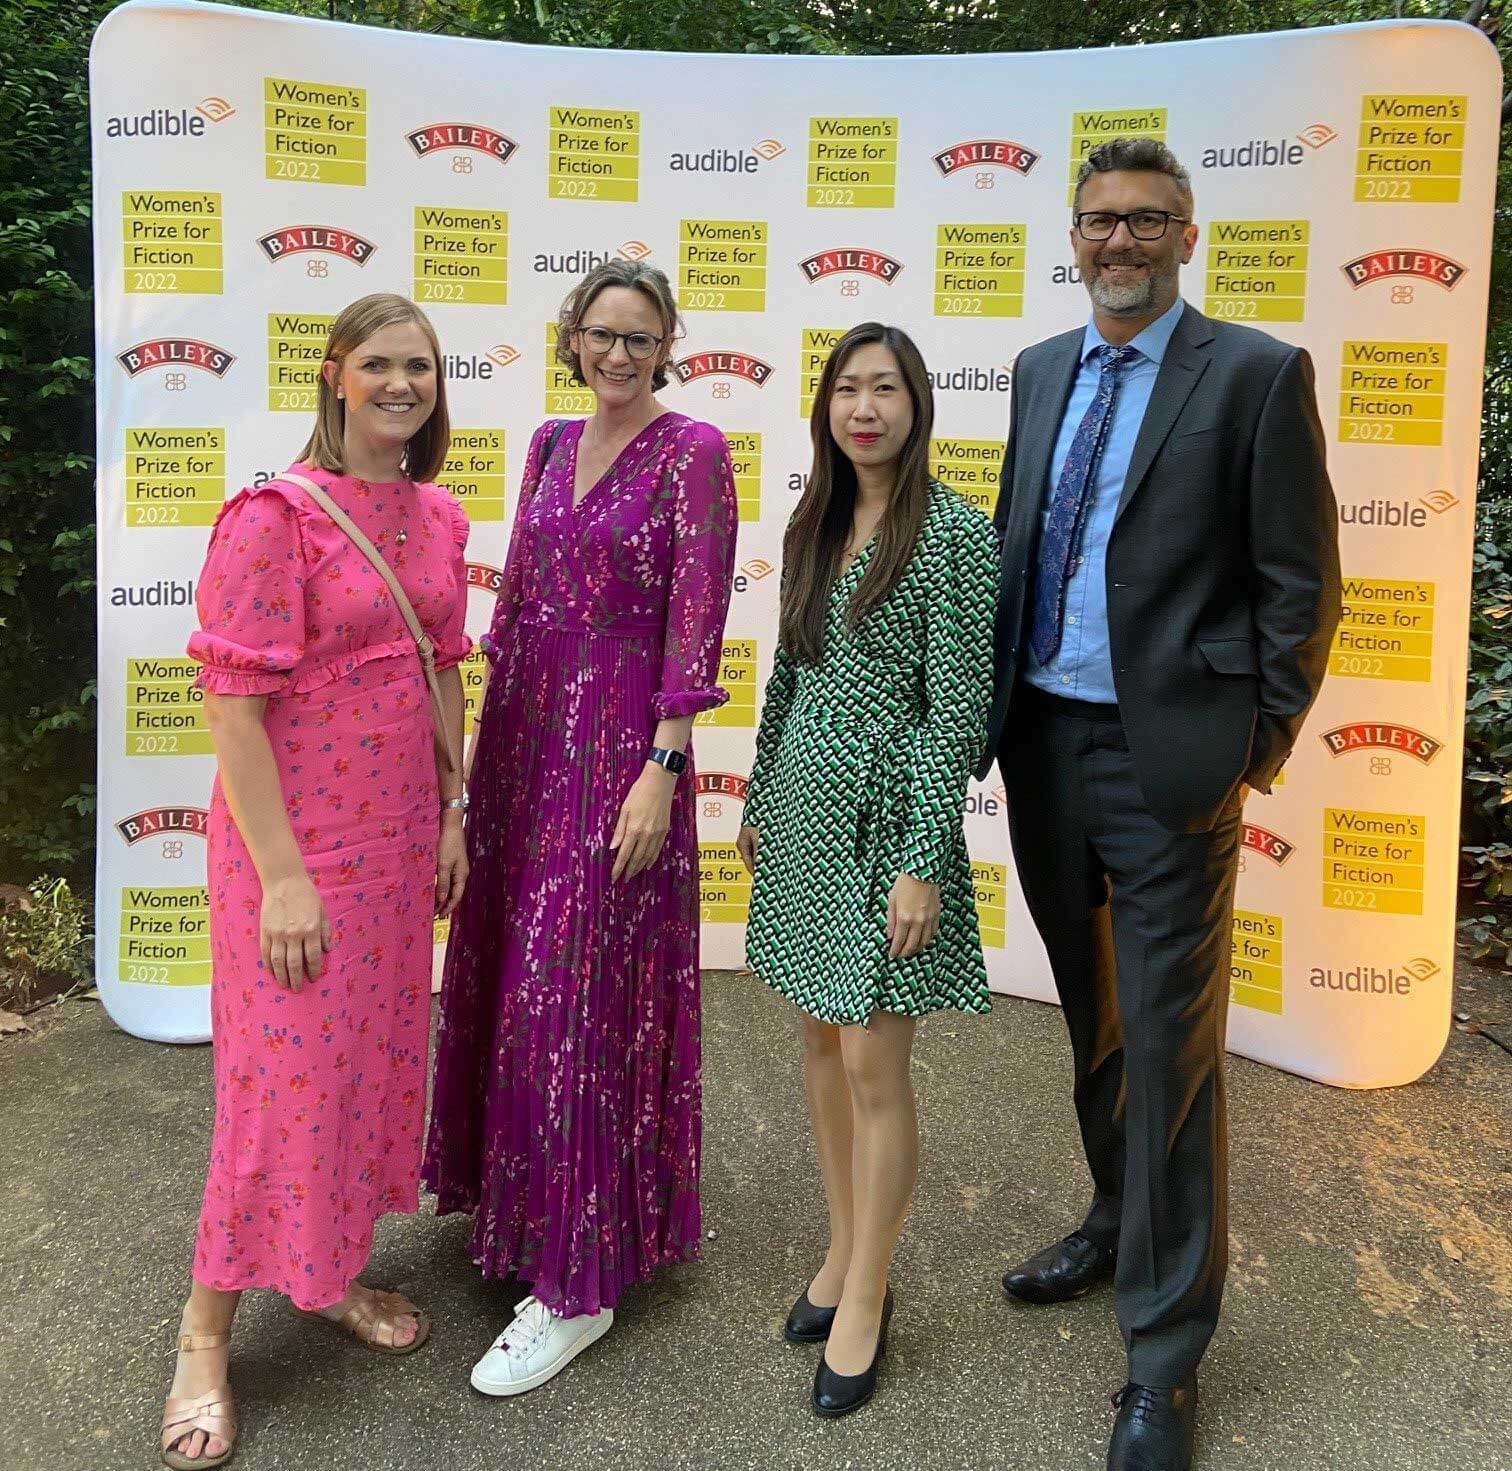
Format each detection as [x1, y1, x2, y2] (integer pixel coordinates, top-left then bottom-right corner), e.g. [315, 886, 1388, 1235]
[838, 534, 877, 586]
[569, 411, 677, 511]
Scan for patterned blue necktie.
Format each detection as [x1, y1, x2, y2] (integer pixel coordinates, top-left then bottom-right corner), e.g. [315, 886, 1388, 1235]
[1028, 344, 1136, 666]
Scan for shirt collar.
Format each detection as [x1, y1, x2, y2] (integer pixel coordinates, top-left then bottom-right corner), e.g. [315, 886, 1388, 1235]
[1080, 296, 1187, 367]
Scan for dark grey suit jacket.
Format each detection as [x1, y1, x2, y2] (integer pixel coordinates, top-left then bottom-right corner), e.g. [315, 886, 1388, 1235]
[979, 301, 1342, 833]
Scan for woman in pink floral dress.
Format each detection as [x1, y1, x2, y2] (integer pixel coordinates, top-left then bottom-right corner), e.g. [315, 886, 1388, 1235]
[424, 260, 737, 1396]
[160, 295, 470, 1470]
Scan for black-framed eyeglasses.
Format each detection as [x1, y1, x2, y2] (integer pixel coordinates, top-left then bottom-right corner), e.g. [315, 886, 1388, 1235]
[575, 325, 663, 360]
[1073, 209, 1189, 242]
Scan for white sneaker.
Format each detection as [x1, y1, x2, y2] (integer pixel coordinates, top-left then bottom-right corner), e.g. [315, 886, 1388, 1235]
[469, 1295, 614, 1397]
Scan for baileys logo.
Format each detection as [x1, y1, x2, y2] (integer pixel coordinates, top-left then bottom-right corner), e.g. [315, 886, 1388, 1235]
[1242, 824, 1295, 865]
[465, 562, 503, 594]
[932, 140, 1039, 177]
[1320, 723, 1443, 763]
[1342, 250, 1466, 291]
[672, 352, 773, 386]
[117, 339, 235, 378]
[406, 123, 518, 164]
[115, 807, 209, 845]
[257, 227, 376, 265]
[799, 249, 902, 284]
[695, 772, 749, 801]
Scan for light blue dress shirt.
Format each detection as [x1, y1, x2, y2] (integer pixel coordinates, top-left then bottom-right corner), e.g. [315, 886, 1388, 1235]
[1023, 297, 1187, 704]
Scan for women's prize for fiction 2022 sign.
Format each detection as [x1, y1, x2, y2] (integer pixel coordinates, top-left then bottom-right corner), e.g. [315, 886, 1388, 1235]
[92, 1, 1498, 1088]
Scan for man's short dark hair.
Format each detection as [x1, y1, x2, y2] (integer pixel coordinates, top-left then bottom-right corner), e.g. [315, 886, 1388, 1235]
[1074, 137, 1194, 213]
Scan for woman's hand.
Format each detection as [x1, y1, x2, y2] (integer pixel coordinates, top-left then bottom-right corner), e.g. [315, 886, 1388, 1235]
[736, 824, 759, 875]
[435, 814, 469, 917]
[610, 764, 677, 881]
[887, 872, 940, 961]
[260, 872, 332, 992]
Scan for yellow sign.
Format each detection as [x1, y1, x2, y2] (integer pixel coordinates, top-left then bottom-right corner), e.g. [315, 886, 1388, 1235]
[1355, 94, 1466, 204]
[1205, 220, 1309, 323]
[414, 206, 507, 306]
[807, 116, 899, 208]
[1231, 910, 1283, 1015]
[799, 327, 844, 419]
[122, 191, 223, 295]
[545, 322, 595, 417]
[267, 312, 333, 413]
[1339, 340, 1446, 446]
[119, 885, 210, 986]
[930, 438, 1002, 516]
[725, 431, 762, 523]
[125, 657, 212, 757]
[548, 106, 639, 202]
[679, 219, 768, 313]
[696, 638, 757, 727]
[459, 649, 489, 736]
[934, 224, 1026, 319]
[1330, 577, 1435, 683]
[264, 76, 367, 186]
[700, 841, 752, 924]
[124, 428, 225, 528]
[971, 860, 1008, 949]
[442, 430, 507, 521]
[1068, 108, 1166, 202]
[1322, 808, 1426, 915]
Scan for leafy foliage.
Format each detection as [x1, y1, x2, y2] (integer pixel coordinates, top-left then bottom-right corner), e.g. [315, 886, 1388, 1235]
[1, 0, 1507, 968]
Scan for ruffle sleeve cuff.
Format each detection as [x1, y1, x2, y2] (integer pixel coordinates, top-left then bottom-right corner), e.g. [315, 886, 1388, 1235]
[186, 630, 297, 697]
[651, 685, 728, 720]
[433, 630, 474, 672]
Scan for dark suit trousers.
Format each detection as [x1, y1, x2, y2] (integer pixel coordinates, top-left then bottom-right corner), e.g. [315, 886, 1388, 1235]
[1000, 688, 1241, 1387]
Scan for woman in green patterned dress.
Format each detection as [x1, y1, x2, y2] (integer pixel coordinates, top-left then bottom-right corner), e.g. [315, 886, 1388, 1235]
[737, 322, 995, 1418]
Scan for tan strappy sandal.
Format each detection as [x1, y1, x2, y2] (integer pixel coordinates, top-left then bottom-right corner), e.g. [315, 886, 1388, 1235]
[160, 1331, 236, 1470]
[291, 1286, 431, 1356]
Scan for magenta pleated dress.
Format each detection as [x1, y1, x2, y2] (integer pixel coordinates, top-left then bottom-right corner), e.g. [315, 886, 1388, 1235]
[423, 412, 737, 1318]
[186, 468, 471, 1309]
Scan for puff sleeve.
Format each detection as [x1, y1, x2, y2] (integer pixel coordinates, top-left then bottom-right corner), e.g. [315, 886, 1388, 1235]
[432, 494, 473, 671]
[651, 422, 738, 720]
[187, 486, 307, 697]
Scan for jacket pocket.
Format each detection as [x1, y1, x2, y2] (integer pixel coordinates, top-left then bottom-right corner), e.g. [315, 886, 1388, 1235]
[1197, 636, 1258, 676]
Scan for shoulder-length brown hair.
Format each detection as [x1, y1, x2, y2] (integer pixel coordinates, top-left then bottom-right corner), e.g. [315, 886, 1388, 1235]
[778, 322, 935, 665]
[298, 293, 451, 482]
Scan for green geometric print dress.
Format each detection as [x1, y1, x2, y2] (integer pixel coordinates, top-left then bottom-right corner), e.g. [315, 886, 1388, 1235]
[744, 483, 997, 1026]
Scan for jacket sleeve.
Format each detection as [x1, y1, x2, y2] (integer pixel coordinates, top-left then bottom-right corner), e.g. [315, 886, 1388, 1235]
[898, 507, 998, 883]
[1244, 347, 1342, 791]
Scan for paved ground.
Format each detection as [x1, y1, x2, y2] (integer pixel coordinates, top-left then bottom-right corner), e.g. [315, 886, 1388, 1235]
[2, 964, 1509, 1471]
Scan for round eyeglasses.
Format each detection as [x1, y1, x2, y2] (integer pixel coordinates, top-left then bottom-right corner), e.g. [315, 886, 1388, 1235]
[1073, 209, 1189, 242]
[576, 325, 663, 360]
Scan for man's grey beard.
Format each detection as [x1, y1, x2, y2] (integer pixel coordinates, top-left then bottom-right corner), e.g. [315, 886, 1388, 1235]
[1086, 255, 1179, 315]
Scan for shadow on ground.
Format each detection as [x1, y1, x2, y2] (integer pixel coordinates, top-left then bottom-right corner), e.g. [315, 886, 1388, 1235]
[2, 964, 1509, 1471]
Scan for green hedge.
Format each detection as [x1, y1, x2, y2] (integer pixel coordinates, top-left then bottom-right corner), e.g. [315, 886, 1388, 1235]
[2, 0, 1507, 964]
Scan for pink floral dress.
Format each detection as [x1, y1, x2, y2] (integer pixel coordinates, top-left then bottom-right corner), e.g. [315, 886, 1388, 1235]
[186, 467, 470, 1309]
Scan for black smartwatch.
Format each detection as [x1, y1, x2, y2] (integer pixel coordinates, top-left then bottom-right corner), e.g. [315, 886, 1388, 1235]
[647, 746, 687, 776]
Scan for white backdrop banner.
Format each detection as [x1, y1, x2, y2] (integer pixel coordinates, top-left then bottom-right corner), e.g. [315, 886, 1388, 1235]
[91, 0, 1499, 1085]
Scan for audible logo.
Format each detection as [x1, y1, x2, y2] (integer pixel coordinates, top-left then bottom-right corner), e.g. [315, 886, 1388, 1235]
[1309, 955, 1439, 998]
[670, 139, 785, 173]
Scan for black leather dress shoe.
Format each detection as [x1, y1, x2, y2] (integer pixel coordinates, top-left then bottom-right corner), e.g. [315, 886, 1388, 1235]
[811, 1290, 894, 1419]
[1002, 1231, 1117, 1304]
[1107, 1379, 1198, 1471]
[783, 1288, 838, 1344]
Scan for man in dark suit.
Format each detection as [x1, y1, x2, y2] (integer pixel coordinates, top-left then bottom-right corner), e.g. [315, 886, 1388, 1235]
[982, 138, 1340, 1471]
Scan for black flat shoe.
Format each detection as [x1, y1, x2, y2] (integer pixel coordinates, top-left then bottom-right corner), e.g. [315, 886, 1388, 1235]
[784, 1288, 839, 1344]
[811, 1290, 894, 1419]
[1002, 1230, 1117, 1305]
[1107, 1378, 1198, 1471]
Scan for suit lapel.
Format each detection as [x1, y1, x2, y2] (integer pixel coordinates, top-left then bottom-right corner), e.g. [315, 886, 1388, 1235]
[1115, 302, 1214, 520]
[1012, 328, 1083, 544]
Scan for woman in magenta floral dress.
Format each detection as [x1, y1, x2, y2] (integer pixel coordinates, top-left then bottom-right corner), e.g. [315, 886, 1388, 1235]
[425, 260, 737, 1396]
[160, 294, 470, 1470]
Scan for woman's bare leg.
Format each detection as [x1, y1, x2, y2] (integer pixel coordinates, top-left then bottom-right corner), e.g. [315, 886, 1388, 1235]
[802, 1014, 854, 1306]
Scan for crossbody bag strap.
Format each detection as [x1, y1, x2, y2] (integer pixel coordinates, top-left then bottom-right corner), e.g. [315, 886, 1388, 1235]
[278, 471, 457, 774]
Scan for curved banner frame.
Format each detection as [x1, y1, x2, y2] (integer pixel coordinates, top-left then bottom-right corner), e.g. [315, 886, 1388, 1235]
[91, 0, 1500, 1086]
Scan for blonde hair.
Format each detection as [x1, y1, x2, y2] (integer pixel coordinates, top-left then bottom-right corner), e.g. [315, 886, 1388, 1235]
[298, 293, 451, 482]
[553, 259, 682, 391]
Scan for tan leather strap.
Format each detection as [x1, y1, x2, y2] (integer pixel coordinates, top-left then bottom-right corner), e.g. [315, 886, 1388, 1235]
[279, 472, 458, 776]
